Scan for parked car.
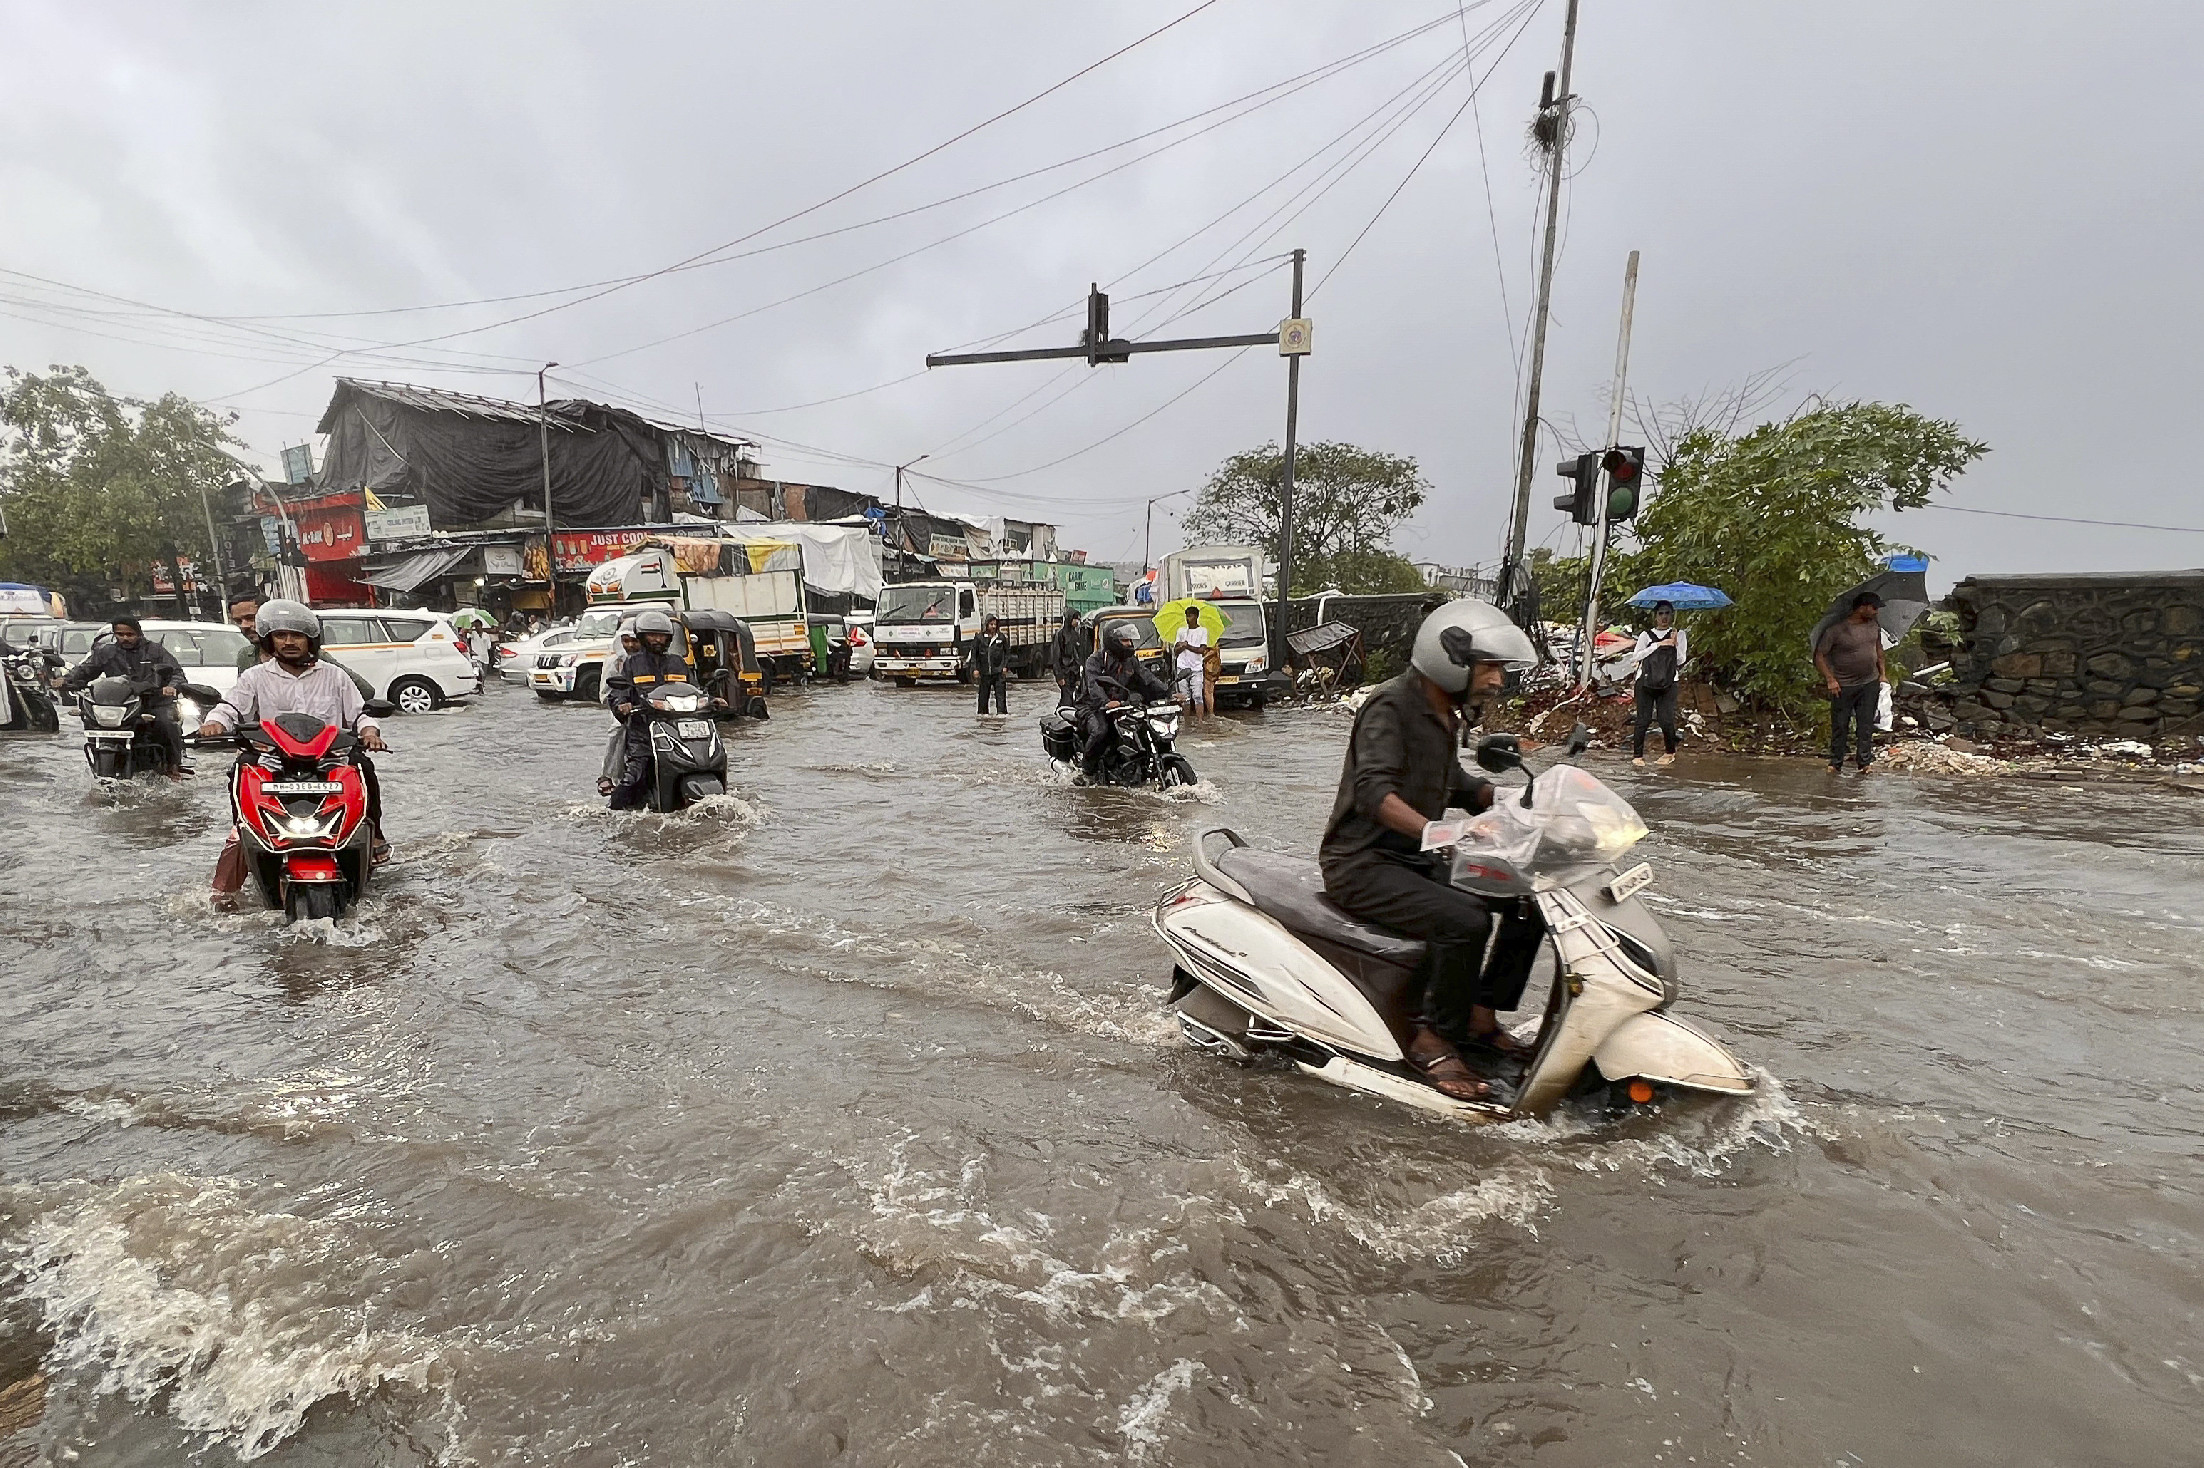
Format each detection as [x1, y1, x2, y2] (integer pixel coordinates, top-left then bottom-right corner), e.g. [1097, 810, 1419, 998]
[140, 621, 252, 695]
[843, 614, 875, 679]
[55, 622, 108, 662]
[496, 626, 581, 680]
[315, 608, 480, 713]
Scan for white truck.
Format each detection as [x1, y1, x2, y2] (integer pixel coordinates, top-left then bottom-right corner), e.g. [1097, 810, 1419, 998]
[873, 580, 1066, 686]
[1157, 543, 1288, 708]
[529, 539, 810, 701]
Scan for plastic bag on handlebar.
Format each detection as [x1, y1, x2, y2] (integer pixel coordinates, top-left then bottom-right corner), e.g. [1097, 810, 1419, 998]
[1448, 765, 1648, 874]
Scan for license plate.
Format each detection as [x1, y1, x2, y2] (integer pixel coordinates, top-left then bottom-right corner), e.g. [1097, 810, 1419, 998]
[1606, 861, 1653, 903]
[265, 780, 342, 796]
[675, 719, 712, 739]
[1216, 675, 1239, 684]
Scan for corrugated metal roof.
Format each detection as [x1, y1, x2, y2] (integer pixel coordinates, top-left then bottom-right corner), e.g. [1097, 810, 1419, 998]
[326, 377, 577, 429]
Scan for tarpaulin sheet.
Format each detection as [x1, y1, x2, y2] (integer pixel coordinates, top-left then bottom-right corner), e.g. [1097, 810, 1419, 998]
[724, 522, 883, 600]
[359, 545, 472, 592]
[316, 381, 663, 528]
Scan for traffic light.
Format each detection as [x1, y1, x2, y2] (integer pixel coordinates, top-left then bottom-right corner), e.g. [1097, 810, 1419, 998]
[1602, 446, 1646, 523]
[1083, 285, 1128, 365]
[1553, 451, 1600, 525]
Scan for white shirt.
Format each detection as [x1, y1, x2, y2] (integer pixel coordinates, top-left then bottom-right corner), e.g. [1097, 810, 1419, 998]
[208, 658, 378, 735]
[1174, 625, 1210, 670]
[1628, 627, 1687, 674]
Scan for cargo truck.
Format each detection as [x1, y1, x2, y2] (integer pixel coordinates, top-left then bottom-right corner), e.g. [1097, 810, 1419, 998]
[1157, 543, 1290, 708]
[873, 580, 1066, 686]
[529, 538, 809, 701]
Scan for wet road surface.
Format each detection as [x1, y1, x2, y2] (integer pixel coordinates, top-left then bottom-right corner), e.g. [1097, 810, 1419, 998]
[3, 676, 2201, 1465]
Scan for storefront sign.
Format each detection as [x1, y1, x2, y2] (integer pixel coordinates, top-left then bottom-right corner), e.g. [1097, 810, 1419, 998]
[482, 544, 524, 578]
[552, 528, 651, 572]
[928, 534, 970, 562]
[366, 503, 433, 542]
[297, 503, 367, 563]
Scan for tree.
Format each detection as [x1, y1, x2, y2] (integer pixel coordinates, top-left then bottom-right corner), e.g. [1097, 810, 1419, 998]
[0, 366, 245, 612]
[1609, 401, 1987, 714]
[1182, 440, 1429, 594]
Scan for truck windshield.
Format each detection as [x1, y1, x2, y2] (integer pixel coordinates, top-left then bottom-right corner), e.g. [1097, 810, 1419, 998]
[879, 586, 956, 623]
[1215, 602, 1266, 648]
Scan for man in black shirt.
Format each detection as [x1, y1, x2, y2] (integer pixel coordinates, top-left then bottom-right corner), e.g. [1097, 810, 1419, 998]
[971, 615, 1011, 715]
[63, 614, 187, 778]
[1051, 610, 1085, 706]
[1320, 600, 1542, 1100]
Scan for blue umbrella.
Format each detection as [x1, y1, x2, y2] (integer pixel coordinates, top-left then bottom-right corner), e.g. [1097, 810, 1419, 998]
[1627, 581, 1732, 611]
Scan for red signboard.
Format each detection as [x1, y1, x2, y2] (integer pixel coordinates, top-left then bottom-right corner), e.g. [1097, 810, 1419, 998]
[297, 501, 367, 563]
[552, 528, 650, 573]
[304, 564, 374, 606]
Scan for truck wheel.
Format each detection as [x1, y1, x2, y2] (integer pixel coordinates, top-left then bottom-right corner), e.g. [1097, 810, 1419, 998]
[955, 666, 973, 686]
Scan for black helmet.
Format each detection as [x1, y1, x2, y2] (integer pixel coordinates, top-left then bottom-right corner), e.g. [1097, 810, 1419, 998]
[1104, 623, 1140, 655]
[255, 599, 322, 656]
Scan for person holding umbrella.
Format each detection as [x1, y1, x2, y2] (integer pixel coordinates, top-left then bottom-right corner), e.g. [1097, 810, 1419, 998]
[1815, 592, 1887, 774]
[1171, 604, 1210, 718]
[1627, 601, 1687, 768]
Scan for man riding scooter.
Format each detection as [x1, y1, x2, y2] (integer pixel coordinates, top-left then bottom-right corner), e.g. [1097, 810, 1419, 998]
[603, 609, 717, 810]
[197, 600, 389, 902]
[1076, 621, 1172, 783]
[1319, 600, 1547, 1101]
[62, 614, 188, 779]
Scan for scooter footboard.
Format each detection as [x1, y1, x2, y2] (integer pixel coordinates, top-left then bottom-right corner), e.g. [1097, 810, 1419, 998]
[1594, 1012, 1755, 1095]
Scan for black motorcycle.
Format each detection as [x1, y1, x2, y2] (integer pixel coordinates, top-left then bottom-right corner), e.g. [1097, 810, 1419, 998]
[1040, 701, 1198, 790]
[76, 675, 217, 778]
[0, 637, 61, 735]
[627, 683, 729, 811]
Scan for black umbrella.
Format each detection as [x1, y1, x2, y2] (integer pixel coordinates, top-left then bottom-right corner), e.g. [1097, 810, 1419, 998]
[1807, 561, 1931, 656]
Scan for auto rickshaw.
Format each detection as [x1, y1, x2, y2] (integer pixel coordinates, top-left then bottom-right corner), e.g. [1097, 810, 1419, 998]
[681, 609, 770, 719]
[1081, 606, 1171, 677]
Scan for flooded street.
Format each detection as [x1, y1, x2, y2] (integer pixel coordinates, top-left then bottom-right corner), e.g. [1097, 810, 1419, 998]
[3, 676, 2201, 1466]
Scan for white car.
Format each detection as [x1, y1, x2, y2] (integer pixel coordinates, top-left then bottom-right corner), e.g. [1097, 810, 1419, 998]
[844, 615, 876, 678]
[141, 620, 253, 696]
[315, 608, 481, 713]
[497, 626, 581, 680]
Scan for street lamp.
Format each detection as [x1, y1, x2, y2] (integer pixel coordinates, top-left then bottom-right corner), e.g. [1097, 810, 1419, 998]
[538, 362, 559, 611]
[1143, 488, 1192, 579]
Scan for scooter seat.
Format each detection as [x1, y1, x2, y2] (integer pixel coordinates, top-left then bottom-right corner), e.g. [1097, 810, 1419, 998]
[1213, 848, 1426, 965]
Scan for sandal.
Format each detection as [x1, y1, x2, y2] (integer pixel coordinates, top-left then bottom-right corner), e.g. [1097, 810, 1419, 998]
[1406, 1032, 1492, 1101]
[371, 838, 392, 866]
[1459, 1025, 1535, 1058]
[596, 776, 615, 797]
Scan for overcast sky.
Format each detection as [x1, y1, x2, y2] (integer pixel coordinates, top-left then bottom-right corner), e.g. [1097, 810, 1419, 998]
[4, 0, 2199, 589]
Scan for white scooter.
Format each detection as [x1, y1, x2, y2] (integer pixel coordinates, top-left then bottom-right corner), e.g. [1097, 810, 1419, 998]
[1152, 726, 1754, 1120]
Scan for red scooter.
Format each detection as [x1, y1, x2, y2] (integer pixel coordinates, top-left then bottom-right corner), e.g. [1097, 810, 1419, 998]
[223, 711, 376, 922]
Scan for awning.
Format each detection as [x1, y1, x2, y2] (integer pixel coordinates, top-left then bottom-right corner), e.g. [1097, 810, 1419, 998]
[359, 545, 472, 592]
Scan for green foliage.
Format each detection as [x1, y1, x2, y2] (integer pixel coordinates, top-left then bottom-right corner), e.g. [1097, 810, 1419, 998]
[1184, 440, 1429, 594]
[1528, 546, 1588, 625]
[0, 365, 244, 603]
[1610, 401, 1986, 714]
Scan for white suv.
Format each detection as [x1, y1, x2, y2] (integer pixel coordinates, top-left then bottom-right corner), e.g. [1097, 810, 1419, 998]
[316, 609, 481, 713]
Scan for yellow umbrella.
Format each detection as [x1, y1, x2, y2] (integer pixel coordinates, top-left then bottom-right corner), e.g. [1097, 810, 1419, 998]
[1154, 597, 1227, 647]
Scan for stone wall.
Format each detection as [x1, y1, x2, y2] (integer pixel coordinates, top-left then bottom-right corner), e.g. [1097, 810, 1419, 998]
[1943, 571, 2204, 744]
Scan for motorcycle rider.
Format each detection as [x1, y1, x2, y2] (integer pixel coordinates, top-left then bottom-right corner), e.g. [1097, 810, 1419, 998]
[596, 617, 640, 798]
[197, 600, 389, 899]
[1076, 621, 1171, 782]
[1318, 600, 1545, 1101]
[62, 613, 188, 779]
[603, 609, 698, 810]
[1051, 609, 1086, 706]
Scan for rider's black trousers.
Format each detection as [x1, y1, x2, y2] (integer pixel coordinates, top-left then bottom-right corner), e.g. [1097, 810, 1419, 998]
[609, 717, 656, 810]
[1323, 853, 1543, 1036]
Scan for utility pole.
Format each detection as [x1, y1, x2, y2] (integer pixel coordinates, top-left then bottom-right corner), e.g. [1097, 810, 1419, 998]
[1499, 0, 1581, 623]
[538, 362, 559, 612]
[197, 483, 230, 611]
[926, 252, 1313, 669]
[894, 454, 930, 561]
[1577, 249, 1640, 688]
[1271, 247, 1306, 674]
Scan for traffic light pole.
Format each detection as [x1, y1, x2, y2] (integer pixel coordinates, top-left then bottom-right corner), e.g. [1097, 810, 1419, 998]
[1577, 250, 1640, 689]
[1499, 0, 1581, 625]
[926, 252, 1314, 673]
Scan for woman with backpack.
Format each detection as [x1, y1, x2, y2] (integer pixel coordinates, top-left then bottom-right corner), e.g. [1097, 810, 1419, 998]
[1628, 600, 1688, 768]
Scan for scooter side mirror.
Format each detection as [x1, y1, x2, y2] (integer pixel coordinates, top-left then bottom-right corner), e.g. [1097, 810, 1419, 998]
[178, 682, 224, 705]
[362, 698, 398, 718]
[1565, 721, 1593, 756]
[1475, 734, 1524, 774]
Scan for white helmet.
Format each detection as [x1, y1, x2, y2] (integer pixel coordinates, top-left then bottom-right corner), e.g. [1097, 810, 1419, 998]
[255, 598, 323, 654]
[1410, 598, 1537, 694]
[616, 617, 638, 644]
[634, 609, 676, 639]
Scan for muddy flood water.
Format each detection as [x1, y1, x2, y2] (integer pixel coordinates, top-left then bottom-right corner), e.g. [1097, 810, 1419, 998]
[2, 674, 2201, 1466]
